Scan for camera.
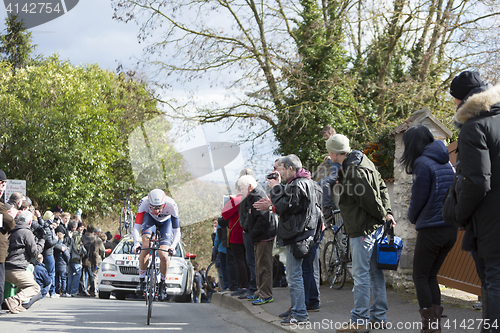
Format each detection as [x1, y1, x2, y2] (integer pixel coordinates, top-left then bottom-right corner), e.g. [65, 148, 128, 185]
[266, 173, 279, 180]
[31, 220, 51, 241]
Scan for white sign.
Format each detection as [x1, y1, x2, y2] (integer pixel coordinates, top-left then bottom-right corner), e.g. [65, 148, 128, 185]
[4, 180, 27, 203]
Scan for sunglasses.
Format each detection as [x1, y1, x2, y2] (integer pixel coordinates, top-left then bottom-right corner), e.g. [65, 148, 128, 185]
[150, 205, 163, 210]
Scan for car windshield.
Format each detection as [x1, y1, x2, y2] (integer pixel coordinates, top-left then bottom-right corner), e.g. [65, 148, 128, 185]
[113, 239, 182, 258]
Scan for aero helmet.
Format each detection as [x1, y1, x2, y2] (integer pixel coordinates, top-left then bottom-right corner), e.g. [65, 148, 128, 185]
[148, 189, 167, 207]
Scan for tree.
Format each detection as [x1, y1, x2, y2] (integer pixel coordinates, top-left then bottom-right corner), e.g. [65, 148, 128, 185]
[113, 0, 500, 174]
[275, 0, 357, 165]
[0, 56, 164, 214]
[0, 15, 35, 72]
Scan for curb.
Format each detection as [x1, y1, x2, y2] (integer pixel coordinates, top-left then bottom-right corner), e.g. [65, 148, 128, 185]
[211, 291, 319, 333]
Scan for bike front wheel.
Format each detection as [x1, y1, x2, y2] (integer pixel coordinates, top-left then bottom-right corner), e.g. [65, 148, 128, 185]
[323, 239, 347, 290]
[146, 261, 156, 325]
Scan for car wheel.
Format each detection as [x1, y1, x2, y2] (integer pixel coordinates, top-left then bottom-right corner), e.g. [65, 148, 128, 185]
[114, 291, 127, 300]
[99, 291, 111, 299]
[176, 290, 192, 303]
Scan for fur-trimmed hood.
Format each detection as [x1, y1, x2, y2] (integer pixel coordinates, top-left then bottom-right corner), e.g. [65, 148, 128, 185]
[455, 85, 500, 125]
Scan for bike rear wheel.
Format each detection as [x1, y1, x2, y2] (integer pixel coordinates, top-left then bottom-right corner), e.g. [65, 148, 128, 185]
[205, 261, 221, 293]
[119, 209, 133, 236]
[323, 239, 347, 290]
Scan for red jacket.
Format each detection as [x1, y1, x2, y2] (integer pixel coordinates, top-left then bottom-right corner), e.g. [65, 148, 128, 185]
[221, 194, 243, 244]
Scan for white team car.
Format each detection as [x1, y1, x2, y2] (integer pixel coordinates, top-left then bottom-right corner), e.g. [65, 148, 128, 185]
[98, 235, 196, 302]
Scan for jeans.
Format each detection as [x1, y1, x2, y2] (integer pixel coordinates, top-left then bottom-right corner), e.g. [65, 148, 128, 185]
[67, 262, 82, 294]
[55, 268, 67, 295]
[44, 255, 56, 296]
[350, 226, 388, 323]
[243, 232, 257, 292]
[471, 251, 490, 333]
[413, 227, 457, 309]
[285, 244, 308, 320]
[303, 231, 323, 308]
[483, 256, 500, 333]
[82, 266, 95, 295]
[218, 252, 229, 289]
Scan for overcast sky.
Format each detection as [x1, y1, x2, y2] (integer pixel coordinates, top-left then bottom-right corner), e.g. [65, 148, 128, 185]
[0, 1, 278, 187]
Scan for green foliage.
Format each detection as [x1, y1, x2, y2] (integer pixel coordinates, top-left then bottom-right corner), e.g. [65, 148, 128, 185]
[0, 15, 35, 72]
[276, 0, 357, 167]
[361, 122, 397, 180]
[0, 56, 161, 214]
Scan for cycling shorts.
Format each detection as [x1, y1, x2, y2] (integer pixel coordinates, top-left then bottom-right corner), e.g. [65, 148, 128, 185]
[141, 212, 175, 247]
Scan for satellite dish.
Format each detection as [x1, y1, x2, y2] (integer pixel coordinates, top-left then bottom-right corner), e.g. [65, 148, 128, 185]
[180, 142, 240, 194]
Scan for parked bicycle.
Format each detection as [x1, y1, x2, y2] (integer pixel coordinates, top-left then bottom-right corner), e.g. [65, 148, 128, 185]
[118, 187, 134, 237]
[322, 209, 353, 290]
[205, 258, 222, 293]
[139, 229, 172, 325]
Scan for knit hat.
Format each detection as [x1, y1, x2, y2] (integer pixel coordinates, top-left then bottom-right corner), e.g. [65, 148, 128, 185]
[43, 211, 54, 221]
[77, 221, 85, 228]
[0, 169, 6, 181]
[114, 234, 121, 241]
[450, 71, 485, 101]
[326, 134, 351, 154]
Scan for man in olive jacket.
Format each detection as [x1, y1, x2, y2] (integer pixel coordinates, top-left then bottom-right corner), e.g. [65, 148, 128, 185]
[0, 169, 16, 311]
[327, 134, 394, 332]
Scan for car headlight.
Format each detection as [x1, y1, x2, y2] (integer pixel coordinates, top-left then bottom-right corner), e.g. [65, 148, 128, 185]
[168, 266, 184, 274]
[101, 263, 118, 272]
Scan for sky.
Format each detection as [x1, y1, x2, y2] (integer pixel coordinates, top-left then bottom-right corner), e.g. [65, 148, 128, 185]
[0, 0, 279, 189]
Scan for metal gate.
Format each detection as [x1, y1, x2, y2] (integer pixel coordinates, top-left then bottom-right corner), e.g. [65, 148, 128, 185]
[436, 141, 481, 296]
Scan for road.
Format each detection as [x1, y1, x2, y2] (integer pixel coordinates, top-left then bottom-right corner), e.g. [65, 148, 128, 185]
[0, 296, 285, 333]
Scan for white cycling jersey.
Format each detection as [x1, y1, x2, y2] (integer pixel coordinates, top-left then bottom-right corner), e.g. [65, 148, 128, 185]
[136, 196, 179, 224]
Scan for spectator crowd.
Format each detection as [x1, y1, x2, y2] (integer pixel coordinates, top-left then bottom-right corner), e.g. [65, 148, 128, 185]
[1, 70, 499, 333]
[204, 70, 500, 333]
[0, 176, 118, 314]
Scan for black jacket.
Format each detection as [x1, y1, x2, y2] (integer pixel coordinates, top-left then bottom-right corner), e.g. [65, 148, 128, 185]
[454, 85, 500, 259]
[243, 187, 276, 243]
[54, 239, 70, 270]
[270, 169, 317, 242]
[238, 197, 250, 233]
[5, 216, 45, 271]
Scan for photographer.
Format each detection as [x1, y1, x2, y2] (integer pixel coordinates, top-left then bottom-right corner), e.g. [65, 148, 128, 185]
[33, 211, 61, 298]
[268, 154, 318, 325]
[4, 211, 45, 314]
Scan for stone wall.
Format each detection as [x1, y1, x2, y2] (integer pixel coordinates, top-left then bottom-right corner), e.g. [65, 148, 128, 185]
[386, 132, 417, 291]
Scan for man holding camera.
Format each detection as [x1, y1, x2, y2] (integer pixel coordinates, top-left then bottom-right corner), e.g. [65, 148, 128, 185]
[4, 210, 45, 313]
[268, 154, 318, 325]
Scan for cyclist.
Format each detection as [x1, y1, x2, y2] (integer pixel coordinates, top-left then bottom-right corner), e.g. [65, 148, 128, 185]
[133, 189, 180, 301]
